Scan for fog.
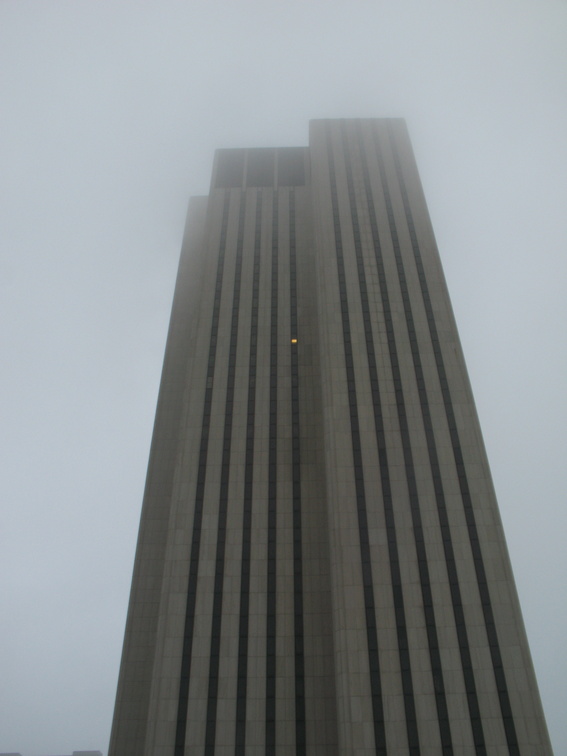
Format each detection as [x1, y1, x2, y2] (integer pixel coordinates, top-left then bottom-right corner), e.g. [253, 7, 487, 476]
[1, 2, 566, 754]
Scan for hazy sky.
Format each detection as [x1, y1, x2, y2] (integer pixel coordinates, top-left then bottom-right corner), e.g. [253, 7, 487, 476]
[1, 2, 566, 754]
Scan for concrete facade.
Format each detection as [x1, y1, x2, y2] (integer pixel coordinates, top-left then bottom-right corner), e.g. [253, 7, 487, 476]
[109, 119, 552, 755]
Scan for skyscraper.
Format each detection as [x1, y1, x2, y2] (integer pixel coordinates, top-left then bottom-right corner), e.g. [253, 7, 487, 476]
[109, 119, 551, 755]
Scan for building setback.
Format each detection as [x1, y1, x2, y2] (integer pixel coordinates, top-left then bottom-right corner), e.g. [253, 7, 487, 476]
[109, 119, 552, 755]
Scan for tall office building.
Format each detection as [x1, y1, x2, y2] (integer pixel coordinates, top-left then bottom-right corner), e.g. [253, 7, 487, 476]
[109, 120, 551, 755]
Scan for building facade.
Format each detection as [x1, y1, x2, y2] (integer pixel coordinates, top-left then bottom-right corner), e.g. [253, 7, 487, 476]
[109, 120, 552, 755]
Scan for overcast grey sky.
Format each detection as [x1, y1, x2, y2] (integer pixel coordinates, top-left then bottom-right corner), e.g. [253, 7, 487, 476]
[1, 2, 566, 754]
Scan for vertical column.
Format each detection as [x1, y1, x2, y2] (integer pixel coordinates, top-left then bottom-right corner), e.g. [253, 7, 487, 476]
[173, 191, 233, 756]
[265, 190, 278, 756]
[289, 189, 306, 755]
[234, 191, 263, 755]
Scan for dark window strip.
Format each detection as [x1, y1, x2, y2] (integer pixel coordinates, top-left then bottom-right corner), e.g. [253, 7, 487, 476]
[325, 125, 390, 756]
[289, 189, 306, 755]
[341, 123, 453, 753]
[385, 122, 519, 755]
[175, 191, 231, 756]
[365, 123, 487, 754]
[235, 192, 262, 755]
[266, 190, 278, 756]
[203, 192, 247, 756]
